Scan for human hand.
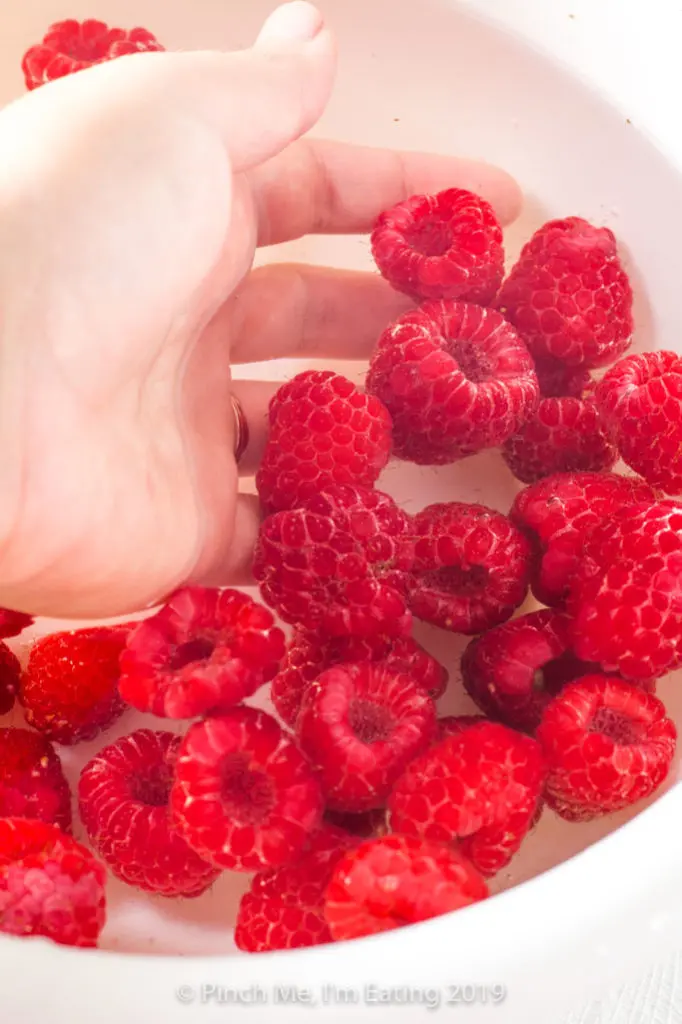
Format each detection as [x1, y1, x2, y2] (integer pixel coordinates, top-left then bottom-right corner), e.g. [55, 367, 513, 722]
[0, 1, 521, 619]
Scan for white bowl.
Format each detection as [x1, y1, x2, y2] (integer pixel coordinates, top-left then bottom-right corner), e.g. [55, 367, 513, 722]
[2, 1, 682, 1021]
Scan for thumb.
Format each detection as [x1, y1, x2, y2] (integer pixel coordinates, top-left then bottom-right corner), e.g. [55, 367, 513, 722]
[137, 1, 337, 171]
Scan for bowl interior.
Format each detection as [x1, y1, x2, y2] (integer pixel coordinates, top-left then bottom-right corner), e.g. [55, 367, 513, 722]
[2, 0, 682, 958]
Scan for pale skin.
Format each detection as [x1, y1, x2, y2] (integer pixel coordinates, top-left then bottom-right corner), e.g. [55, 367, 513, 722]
[0, 1, 521, 619]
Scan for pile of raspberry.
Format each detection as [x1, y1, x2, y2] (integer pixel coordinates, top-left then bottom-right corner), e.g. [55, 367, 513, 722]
[2, 27, 682, 952]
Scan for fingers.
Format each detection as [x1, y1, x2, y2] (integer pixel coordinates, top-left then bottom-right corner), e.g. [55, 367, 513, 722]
[73, 2, 336, 173]
[227, 263, 415, 365]
[229, 379, 280, 476]
[190, 493, 262, 588]
[249, 138, 523, 245]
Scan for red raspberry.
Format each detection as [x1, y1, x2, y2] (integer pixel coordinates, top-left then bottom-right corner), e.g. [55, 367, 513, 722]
[502, 395, 617, 484]
[406, 502, 533, 634]
[235, 826, 356, 952]
[568, 500, 682, 681]
[297, 662, 436, 811]
[370, 189, 504, 304]
[324, 834, 488, 940]
[79, 730, 220, 898]
[533, 357, 592, 398]
[510, 471, 655, 607]
[0, 608, 33, 639]
[496, 216, 633, 369]
[171, 706, 323, 872]
[437, 715, 487, 740]
[388, 721, 545, 876]
[0, 728, 72, 831]
[256, 371, 393, 514]
[254, 486, 411, 639]
[119, 587, 285, 719]
[460, 609, 632, 734]
[537, 676, 676, 821]
[0, 818, 106, 947]
[366, 301, 539, 465]
[271, 630, 447, 727]
[20, 625, 131, 745]
[22, 19, 164, 90]
[595, 351, 682, 494]
[0, 643, 21, 717]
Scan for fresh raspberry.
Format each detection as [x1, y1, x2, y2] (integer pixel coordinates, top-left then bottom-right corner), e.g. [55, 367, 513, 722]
[0, 608, 33, 639]
[502, 395, 617, 484]
[496, 216, 633, 369]
[271, 630, 447, 727]
[235, 826, 356, 952]
[20, 625, 131, 745]
[370, 189, 504, 304]
[366, 301, 539, 464]
[254, 486, 412, 639]
[79, 730, 220, 898]
[0, 728, 72, 831]
[324, 834, 488, 940]
[510, 471, 655, 607]
[567, 500, 682, 681]
[297, 662, 436, 812]
[256, 371, 392, 514]
[119, 587, 285, 719]
[388, 721, 545, 876]
[533, 357, 592, 399]
[437, 715, 487, 740]
[460, 609, 636, 734]
[405, 502, 533, 634]
[22, 19, 164, 90]
[171, 706, 323, 872]
[0, 643, 21, 717]
[537, 676, 676, 821]
[0, 818, 106, 947]
[594, 350, 682, 494]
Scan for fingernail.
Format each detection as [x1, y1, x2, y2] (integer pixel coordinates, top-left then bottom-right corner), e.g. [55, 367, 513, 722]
[256, 1, 324, 46]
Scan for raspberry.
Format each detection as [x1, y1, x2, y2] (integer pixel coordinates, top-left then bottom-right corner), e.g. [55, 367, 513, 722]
[496, 216, 633, 369]
[297, 662, 436, 812]
[0, 818, 106, 947]
[366, 301, 539, 464]
[533, 357, 592, 399]
[171, 706, 323, 872]
[460, 609, 629, 734]
[235, 826, 356, 952]
[324, 834, 488, 940]
[370, 189, 504, 304]
[271, 630, 447, 727]
[568, 500, 682, 681]
[256, 371, 392, 514]
[0, 608, 33, 639]
[0, 643, 21, 717]
[0, 728, 72, 831]
[510, 471, 655, 607]
[502, 395, 617, 484]
[388, 721, 545, 876]
[406, 502, 533, 634]
[254, 486, 411, 639]
[119, 587, 285, 719]
[594, 351, 682, 494]
[20, 625, 131, 745]
[537, 676, 676, 821]
[22, 19, 164, 90]
[79, 730, 220, 898]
